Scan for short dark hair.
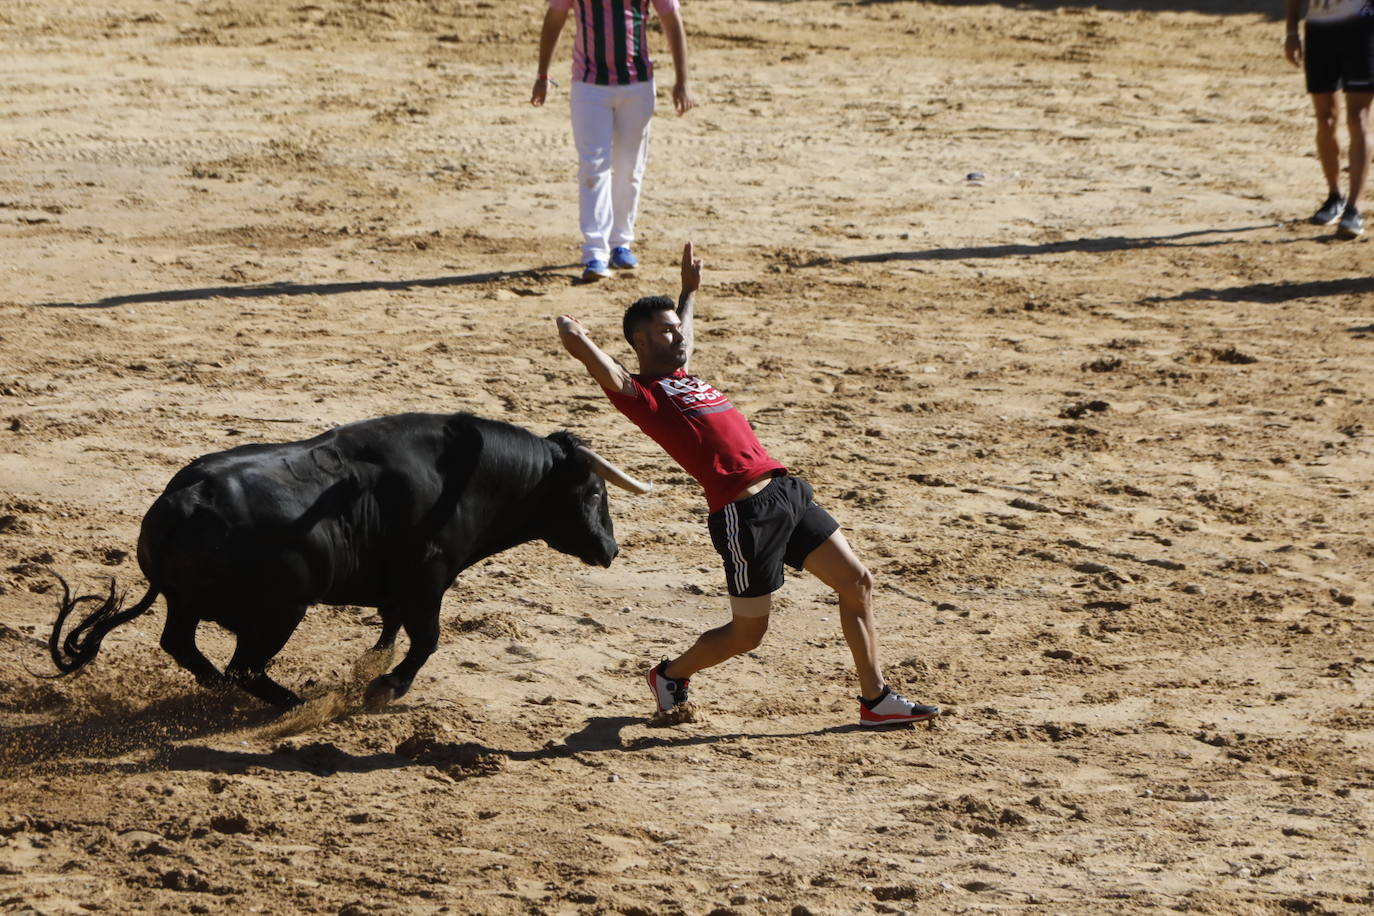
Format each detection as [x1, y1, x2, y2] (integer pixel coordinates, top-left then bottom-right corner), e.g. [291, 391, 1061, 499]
[622, 296, 676, 345]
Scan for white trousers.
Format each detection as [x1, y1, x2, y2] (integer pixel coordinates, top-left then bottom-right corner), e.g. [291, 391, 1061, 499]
[570, 79, 656, 263]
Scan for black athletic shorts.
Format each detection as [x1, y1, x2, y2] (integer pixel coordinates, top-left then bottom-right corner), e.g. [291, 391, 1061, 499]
[707, 475, 840, 599]
[1305, 18, 1374, 94]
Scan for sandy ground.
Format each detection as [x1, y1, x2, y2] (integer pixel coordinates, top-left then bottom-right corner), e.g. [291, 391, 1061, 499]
[1, 1, 1372, 913]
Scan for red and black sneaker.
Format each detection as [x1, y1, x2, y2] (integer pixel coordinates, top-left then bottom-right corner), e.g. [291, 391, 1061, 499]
[646, 660, 690, 713]
[858, 686, 939, 727]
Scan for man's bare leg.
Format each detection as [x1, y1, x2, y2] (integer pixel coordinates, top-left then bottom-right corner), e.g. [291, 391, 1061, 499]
[662, 598, 770, 680]
[1345, 91, 1373, 207]
[803, 531, 884, 700]
[1313, 92, 1343, 196]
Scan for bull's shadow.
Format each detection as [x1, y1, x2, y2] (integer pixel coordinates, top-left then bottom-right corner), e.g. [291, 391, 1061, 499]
[34, 263, 576, 310]
[0, 689, 277, 778]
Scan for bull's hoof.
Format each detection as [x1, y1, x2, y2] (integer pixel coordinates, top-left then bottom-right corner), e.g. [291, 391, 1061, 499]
[363, 677, 399, 713]
[197, 673, 232, 691]
[222, 669, 303, 712]
[273, 691, 305, 712]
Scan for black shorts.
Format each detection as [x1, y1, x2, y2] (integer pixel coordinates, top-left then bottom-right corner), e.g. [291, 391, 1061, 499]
[1305, 18, 1374, 94]
[707, 475, 840, 599]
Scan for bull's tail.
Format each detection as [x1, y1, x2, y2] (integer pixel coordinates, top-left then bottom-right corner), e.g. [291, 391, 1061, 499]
[48, 572, 159, 674]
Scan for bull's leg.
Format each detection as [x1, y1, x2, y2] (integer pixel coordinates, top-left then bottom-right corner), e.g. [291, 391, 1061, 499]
[364, 599, 440, 712]
[350, 610, 400, 689]
[223, 605, 307, 711]
[371, 614, 402, 652]
[159, 604, 224, 690]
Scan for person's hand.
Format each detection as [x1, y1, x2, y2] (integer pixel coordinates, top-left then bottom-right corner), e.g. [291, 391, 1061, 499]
[672, 82, 695, 116]
[680, 242, 702, 293]
[1284, 32, 1302, 67]
[531, 78, 549, 107]
[556, 314, 586, 337]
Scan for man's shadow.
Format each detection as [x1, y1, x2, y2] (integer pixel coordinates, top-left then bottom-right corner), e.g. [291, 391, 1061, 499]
[836, 223, 1279, 266]
[1145, 277, 1374, 305]
[154, 714, 868, 778]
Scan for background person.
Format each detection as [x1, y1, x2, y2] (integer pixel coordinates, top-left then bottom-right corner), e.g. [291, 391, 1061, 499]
[531, 0, 695, 280]
[1285, 0, 1374, 239]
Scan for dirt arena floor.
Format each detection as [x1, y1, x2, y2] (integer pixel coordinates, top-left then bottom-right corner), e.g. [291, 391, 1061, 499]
[2, 1, 1372, 913]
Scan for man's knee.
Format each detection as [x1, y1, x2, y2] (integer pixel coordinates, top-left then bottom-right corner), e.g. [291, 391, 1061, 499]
[834, 565, 874, 607]
[577, 152, 612, 179]
[1312, 96, 1340, 129]
[727, 616, 769, 652]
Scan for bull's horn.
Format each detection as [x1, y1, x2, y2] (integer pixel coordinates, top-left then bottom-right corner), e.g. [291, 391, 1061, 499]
[577, 446, 653, 494]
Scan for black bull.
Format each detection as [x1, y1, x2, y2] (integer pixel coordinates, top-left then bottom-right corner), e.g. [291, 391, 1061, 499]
[48, 412, 650, 711]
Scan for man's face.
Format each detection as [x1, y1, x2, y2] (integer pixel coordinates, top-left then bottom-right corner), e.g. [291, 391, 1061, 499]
[633, 310, 687, 370]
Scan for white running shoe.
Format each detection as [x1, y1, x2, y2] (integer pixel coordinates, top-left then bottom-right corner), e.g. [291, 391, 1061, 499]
[646, 660, 689, 713]
[858, 686, 939, 727]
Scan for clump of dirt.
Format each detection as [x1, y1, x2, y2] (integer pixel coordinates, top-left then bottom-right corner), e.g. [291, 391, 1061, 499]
[647, 703, 699, 728]
[394, 732, 505, 780]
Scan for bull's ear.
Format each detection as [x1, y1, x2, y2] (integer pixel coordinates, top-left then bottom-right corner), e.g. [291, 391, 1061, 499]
[577, 446, 653, 494]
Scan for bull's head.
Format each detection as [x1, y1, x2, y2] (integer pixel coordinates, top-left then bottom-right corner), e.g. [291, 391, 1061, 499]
[541, 434, 651, 568]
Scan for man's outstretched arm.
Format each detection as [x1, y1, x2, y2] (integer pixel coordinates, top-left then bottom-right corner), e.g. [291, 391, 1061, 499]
[557, 315, 636, 396]
[678, 241, 701, 371]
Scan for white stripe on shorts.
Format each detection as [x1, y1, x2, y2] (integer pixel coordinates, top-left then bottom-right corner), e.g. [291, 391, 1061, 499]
[723, 502, 749, 594]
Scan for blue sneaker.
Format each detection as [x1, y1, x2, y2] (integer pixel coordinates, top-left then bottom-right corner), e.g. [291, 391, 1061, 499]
[609, 247, 638, 270]
[582, 259, 612, 281]
[1336, 204, 1364, 240]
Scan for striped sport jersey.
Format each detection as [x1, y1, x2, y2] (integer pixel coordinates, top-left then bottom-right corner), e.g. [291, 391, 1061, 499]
[549, 0, 681, 86]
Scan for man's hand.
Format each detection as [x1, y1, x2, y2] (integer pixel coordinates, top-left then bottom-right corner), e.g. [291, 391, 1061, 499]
[556, 314, 635, 396]
[680, 242, 702, 294]
[659, 7, 693, 117]
[676, 243, 699, 369]
[1285, 32, 1302, 67]
[673, 82, 695, 116]
[531, 78, 550, 106]
[556, 314, 587, 340]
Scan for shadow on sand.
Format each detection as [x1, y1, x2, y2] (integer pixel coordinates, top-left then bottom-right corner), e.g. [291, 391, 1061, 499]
[1144, 276, 1374, 305]
[34, 264, 577, 310]
[157, 714, 875, 778]
[849, 0, 1278, 17]
[0, 689, 276, 777]
[2, 703, 898, 779]
[838, 223, 1280, 266]
[33, 225, 1301, 311]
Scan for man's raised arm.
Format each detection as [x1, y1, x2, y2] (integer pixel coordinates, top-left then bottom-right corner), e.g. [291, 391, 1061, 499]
[678, 241, 701, 371]
[556, 314, 636, 396]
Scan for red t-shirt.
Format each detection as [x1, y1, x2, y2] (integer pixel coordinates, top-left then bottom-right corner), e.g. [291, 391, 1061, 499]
[605, 369, 786, 513]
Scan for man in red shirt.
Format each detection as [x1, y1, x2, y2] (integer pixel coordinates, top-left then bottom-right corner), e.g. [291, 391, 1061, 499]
[555, 243, 938, 727]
